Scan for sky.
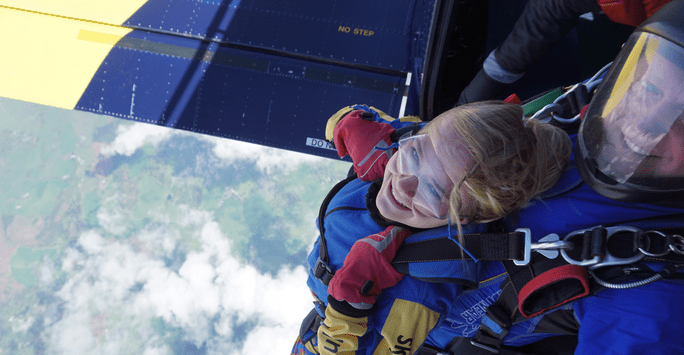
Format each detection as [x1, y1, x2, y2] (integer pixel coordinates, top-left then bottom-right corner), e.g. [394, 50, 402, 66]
[0, 98, 350, 355]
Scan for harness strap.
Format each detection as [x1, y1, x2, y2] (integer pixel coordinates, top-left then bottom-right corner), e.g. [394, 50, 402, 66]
[415, 344, 451, 355]
[395, 224, 684, 275]
[468, 257, 585, 354]
[470, 303, 514, 353]
[315, 172, 357, 285]
[465, 224, 684, 354]
[298, 302, 326, 344]
[393, 231, 527, 264]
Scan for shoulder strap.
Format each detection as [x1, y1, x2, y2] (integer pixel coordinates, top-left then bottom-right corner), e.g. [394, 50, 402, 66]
[395, 216, 684, 275]
[391, 229, 528, 288]
[313, 172, 357, 286]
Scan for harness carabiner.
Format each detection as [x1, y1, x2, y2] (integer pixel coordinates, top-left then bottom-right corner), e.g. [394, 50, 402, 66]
[638, 231, 684, 257]
[513, 229, 574, 266]
[527, 62, 611, 126]
[561, 226, 645, 270]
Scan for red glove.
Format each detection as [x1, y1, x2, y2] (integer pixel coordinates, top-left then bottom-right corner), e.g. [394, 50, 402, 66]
[332, 110, 396, 181]
[327, 226, 411, 311]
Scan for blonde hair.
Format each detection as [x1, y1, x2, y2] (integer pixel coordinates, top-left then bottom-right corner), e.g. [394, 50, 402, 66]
[425, 101, 572, 234]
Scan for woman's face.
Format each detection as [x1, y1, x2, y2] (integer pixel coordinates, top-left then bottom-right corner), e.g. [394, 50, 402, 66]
[376, 113, 475, 229]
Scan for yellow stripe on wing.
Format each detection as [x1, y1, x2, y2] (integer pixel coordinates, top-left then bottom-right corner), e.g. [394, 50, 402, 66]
[0, 0, 148, 26]
[78, 29, 125, 46]
[0, 6, 132, 109]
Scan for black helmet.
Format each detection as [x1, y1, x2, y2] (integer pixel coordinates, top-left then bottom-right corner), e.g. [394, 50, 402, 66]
[576, 0, 684, 208]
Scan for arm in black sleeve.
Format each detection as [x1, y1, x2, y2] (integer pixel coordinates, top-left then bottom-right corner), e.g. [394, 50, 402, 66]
[495, 0, 601, 73]
[458, 0, 601, 105]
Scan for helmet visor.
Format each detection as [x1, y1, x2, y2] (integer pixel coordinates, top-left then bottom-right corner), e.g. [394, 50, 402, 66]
[581, 31, 684, 190]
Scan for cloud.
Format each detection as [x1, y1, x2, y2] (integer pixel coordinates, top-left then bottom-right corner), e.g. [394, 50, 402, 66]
[46, 307, 96, 354]
[101, 123, 178, 157]
[99, 121, 333, 174]
[47, 207, 313, 355]
[55, 121, 340, 354]
[206, 136, 328, 174]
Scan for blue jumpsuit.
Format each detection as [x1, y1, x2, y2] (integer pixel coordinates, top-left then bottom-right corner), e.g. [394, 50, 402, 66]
[298, 128, 684, 354]
[510, 137, 684, 354]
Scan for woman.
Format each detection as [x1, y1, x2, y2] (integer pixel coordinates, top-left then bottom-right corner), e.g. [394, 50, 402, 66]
[298, 9, 684, 353]
[293, 101, 571, 355]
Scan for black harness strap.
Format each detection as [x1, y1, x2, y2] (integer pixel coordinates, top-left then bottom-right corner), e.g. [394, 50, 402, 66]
[469, 255, 584, 354]
[391, 231, 527, 288]
[398, 218, 684, 354]
[467, 223, 684, 354]
[314, 172, 357, 286]
[393, 231, 527, 264]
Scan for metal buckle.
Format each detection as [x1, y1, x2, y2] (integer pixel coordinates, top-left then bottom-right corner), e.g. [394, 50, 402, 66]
[470, 338, 501, 354]
[561, 226, 645, 270]
[528, 84, 588, 125]
[313, 257, 334, 284]
[470, 306, 509, 353]
[513, 229, 574, 266]
[531, 233, 574, 260]
[529, 102, 563, 124]
[638, 231, 684, 257]
[638, 230, 670, 257]
[671, 235, 684, 255]
[513, 228, 532, 266]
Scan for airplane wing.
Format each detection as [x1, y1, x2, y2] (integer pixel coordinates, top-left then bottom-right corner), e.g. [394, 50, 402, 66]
[0, 0, 462, 159]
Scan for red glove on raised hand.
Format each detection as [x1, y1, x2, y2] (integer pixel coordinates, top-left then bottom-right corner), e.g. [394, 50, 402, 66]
[332, 110, 396, 181]
[327, 226, 411, 314]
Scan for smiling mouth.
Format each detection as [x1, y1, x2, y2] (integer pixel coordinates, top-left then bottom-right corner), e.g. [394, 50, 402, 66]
[621, 123, 667, 158]
[624, 136, 649, 156]
[389, 182, 411, 211]
[624, 136, 648, 156]
[623, 134, 664, 159]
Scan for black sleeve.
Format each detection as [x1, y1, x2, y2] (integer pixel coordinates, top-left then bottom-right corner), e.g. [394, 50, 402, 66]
[495, 0, 601, 74]
[456, 67, 510, 105]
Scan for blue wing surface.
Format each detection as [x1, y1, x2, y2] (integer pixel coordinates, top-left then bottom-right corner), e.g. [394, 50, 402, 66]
[0, 0, 438, 159]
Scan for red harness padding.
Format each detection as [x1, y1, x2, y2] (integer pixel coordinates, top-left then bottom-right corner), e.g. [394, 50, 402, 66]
[517, 265, 591, 318]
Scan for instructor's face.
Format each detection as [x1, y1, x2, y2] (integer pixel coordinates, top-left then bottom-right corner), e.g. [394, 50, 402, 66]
[632, 116, 684, 178]
[602, 51, 684, 181]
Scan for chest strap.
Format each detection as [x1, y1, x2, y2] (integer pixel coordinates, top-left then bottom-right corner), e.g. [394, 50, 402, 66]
[468, 224, 684, 354]
[393, 230, 528, 264]
[394, 224, 684, 272]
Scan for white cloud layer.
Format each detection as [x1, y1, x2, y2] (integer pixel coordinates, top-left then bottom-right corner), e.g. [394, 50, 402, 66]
[41, 121, 343, 354]
[100, 123, 177, 157]
[47, 213, 313, 355]
[208, 137, 325, 174]
[101, 122, 333, 174]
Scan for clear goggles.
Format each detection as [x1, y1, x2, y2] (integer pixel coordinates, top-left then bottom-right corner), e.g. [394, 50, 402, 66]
[395, 134, 451, 219]
[580, 31, 684, 190]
